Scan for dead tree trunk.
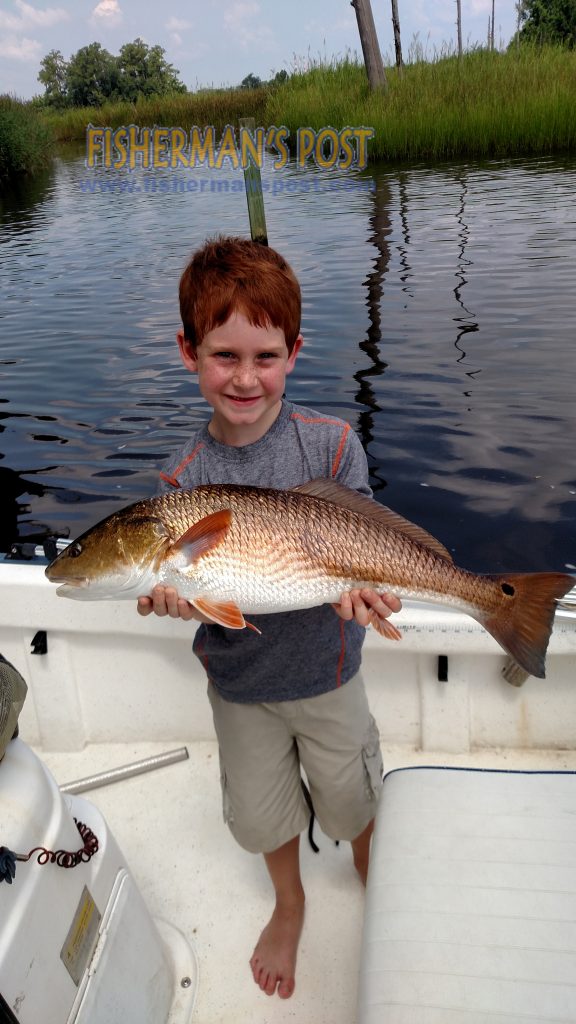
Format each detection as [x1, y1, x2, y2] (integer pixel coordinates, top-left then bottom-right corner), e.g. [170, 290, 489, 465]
[390, 0, 403, 71]
[491, 0, 495, 49]
[351, 0, 387, 90]
[456, 0, 463, 57]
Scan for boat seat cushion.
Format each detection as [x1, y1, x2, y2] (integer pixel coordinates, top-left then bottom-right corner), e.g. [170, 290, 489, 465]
[358, 767, 576, 1024]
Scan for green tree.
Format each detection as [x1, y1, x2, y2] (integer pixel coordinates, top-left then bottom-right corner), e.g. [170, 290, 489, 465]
[518, 0, 576, 47]
[241, 73, 263, 89]
[37, 49, 68, 107]
[65, 43, 119, 107]
[37, 38, 186, 108]
[117, 38, 186, 101]
[145, 43, 187, 95]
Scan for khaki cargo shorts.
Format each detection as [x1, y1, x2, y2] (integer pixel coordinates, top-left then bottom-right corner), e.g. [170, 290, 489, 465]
[207, 673, 383, 854]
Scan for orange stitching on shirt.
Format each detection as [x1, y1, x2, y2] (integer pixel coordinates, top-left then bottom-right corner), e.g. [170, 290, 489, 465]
[196, 633, 210, 674]
[331, 423, 350, 477]
[159, 471, 181, 488]
[290, 412, 344, 426]
[290, 412, 351, 480]
[336, 618, 346, 688]
[160, 441, 205, 488]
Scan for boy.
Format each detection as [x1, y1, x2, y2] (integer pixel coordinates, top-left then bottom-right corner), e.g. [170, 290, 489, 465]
[137, 236, 401, 999]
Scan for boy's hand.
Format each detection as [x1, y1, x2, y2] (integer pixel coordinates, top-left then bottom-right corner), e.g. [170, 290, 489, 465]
[137, 585, 210, 622]
[333, 589, 402, 635]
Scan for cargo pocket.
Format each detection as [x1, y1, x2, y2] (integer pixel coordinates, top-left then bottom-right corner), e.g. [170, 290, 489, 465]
[208, 681, 235, 826]
[218, 763, 234, 826]
[361, 715, 384, 801]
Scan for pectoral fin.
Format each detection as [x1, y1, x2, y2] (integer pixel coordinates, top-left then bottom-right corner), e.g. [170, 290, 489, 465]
[191, 597, 262, 634]
[170, 509, 232, 564]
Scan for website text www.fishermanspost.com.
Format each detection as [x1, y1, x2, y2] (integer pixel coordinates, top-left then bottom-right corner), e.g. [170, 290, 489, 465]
[77, 174, 375, 196]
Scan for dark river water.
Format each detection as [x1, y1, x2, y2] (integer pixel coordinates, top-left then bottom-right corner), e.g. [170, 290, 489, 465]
[1, 151, 575, 573]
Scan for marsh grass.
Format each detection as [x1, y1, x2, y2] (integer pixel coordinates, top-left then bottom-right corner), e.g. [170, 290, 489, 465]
[35, 44, 576, 162]
[266, 45, 576, 161]
[43, 87, 270, 142]
[0, 95, 54, 178]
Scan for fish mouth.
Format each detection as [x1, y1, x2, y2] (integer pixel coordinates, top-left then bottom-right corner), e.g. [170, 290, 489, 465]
[52, 578, 89, 594]
[51, 571, 147, 599]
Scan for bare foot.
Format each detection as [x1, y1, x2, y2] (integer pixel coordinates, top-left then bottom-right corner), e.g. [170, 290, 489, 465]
[249, 897, 305, 998]
[352, 819, 374, 886]
[353, 848, 370, 886]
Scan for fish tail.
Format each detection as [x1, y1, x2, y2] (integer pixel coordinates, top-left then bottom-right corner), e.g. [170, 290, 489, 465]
[479, 572, 574, 679]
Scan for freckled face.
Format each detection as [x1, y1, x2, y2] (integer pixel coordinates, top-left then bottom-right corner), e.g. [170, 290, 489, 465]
[178, 310, 302, 445]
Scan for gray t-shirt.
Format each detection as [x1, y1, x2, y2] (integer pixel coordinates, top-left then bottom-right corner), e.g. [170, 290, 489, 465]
[158, 400, 371, 703]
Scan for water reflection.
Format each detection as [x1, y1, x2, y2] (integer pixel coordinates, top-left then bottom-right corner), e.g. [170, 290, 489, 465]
[0, 464, 48, 551]
[0, 162, 55, 232]
[397, 172, 414, 301]
[366, 161, 576, 567]
[355, 178, 391, 492]
[452, 169, 480, 378]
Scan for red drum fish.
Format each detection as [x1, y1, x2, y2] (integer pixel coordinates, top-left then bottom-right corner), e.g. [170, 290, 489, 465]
[45, 479, 574, 678]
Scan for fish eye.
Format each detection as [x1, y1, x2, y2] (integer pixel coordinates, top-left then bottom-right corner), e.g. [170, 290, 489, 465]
[68, 542, 83, 558]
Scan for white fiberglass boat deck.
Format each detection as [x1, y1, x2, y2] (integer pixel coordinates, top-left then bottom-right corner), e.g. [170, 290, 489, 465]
[2, 558, 576, 1024]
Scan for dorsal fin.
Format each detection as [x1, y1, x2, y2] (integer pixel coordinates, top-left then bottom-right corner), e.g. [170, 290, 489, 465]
[292, 478, 453, 562]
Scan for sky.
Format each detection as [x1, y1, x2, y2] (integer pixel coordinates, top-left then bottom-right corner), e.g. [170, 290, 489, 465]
[1, 0, 520, 101]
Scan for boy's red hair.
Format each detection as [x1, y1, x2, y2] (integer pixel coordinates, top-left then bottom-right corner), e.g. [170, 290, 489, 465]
[179, 236, 301, 352]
